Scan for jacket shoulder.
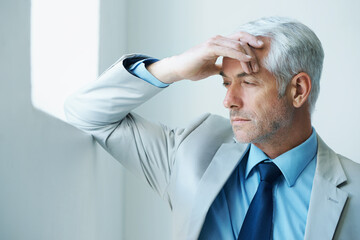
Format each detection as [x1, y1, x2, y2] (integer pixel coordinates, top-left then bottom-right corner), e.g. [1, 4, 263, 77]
[338, 154, 360, 187]
[176, 113, 233, 146]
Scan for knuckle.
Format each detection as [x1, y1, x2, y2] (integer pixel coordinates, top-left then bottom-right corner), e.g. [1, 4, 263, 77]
[236, 52, 247, 60]
[235, 43, 246, 52]
[205, 35, 222, 48]
[240, 31, 250, 37]
[236, 32, 244, 38]
[208, 35, 222, 43]
[204, 40, 214, 48]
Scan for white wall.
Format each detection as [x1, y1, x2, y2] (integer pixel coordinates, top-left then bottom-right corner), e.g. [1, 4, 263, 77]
[0, 0, 126, 239]
[1, 0, 359, 240]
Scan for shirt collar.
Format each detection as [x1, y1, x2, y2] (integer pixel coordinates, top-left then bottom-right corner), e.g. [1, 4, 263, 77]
[245, 143, 268, 179]
[245, 128, 318, 187]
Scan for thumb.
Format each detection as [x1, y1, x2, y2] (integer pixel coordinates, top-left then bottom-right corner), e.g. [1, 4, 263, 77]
[203, 63, 222, 78]
[212, 63, 222, 75]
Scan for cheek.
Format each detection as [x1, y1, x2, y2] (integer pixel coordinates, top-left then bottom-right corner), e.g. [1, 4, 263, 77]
[251, 94, 277, 118]
[242, 83, 282, 117]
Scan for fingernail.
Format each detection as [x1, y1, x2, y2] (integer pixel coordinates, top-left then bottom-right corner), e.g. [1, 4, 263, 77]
[246, 55, 252, 59]
[257, 40, 263, 45]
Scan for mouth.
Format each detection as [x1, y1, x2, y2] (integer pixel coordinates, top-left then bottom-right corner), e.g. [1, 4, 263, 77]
[231, 117, 251, 125]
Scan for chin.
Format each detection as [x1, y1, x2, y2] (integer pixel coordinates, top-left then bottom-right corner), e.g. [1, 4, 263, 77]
[233, 133, 256, 144]
[233, 127, 258, 143]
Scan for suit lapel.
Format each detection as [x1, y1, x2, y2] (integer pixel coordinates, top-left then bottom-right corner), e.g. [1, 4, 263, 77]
[304, 135, 348, 240]
[186, 142, 249, 239]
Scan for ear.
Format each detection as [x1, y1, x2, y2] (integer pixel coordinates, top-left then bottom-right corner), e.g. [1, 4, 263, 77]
[289, 72, 312, 108]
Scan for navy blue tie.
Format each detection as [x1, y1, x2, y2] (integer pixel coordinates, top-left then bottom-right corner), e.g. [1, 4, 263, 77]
[238, 162, 282, 240]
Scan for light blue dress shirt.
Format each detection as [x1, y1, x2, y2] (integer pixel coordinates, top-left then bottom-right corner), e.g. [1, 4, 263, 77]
[128, 59, 318, 240]
[199, 131, 318, 240]
[128, 58, 169, 88]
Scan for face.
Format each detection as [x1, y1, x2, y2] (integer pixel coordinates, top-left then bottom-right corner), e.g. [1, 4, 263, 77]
[222, 48, 295, 144]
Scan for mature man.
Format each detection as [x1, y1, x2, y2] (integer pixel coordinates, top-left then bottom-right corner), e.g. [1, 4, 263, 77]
[64, 17, 360, 240]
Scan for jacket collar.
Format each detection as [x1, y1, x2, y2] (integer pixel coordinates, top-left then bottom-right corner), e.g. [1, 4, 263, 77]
[304, 134, 348, 240]
[186, 142, 249, 240]
[186, 134, 349, 240]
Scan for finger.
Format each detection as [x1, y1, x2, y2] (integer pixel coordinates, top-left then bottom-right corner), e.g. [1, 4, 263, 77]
[213, 63, 223, 75]
[209, 35, 248, 52]
[208, 35, 259, 72]
[240, 61, 252, 74]
[207, 36, 253, 62]
[212, 35, 259, 73]
[229, 31, 264, 48]
[240, 41, 259, 72]
[210, 44, 253, 62]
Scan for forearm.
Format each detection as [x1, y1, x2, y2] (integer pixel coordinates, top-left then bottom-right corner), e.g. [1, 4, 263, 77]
[64, 54, 184, 196]
[64, 54, 163, 133]
[146, 56, 182, 84]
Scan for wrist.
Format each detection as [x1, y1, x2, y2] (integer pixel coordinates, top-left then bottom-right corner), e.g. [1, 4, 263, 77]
[146, 56, 182, 84]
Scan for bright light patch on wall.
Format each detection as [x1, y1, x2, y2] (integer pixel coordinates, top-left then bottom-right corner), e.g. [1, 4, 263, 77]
[31, 0, 99, 121]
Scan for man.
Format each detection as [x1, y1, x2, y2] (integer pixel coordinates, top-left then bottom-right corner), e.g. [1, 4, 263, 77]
[64, 17, 360, 239]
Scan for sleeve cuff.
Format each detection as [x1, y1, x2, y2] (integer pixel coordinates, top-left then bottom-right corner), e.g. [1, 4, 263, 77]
[128, 58, 170, 88]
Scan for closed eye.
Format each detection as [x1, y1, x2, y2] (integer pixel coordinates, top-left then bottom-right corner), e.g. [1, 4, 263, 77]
[242, 78, 258, 86]
[222, 81, 231, 88]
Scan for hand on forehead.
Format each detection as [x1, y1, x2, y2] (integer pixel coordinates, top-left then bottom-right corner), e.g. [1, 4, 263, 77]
[226, 32, 270, 73]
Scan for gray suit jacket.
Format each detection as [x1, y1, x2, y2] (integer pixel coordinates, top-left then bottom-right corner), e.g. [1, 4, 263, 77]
[64, 54, 360, 240]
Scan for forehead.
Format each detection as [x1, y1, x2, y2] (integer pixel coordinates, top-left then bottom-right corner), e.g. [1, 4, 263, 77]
[222, 57, 245, 71]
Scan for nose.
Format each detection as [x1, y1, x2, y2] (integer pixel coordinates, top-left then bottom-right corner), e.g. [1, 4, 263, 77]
[223, 84, 243, 109]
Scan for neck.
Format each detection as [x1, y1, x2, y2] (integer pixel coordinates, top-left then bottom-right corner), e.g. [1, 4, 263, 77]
[254, 109, 312, 159]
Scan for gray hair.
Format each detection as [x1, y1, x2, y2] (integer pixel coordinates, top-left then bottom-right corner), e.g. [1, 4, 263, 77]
[237, 16, 324, 113]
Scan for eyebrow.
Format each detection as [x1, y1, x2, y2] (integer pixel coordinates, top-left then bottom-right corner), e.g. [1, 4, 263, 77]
[219, 71, 249, 78]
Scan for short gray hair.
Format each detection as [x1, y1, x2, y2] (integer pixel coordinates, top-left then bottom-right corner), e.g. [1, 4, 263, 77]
[237, 16, 324, 113]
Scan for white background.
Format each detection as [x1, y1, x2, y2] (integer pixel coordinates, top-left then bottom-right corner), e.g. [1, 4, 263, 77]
[1, 0, 359, 239]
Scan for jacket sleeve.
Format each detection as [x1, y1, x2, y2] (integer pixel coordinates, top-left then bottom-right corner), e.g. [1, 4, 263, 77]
[64, 54, 195, 198]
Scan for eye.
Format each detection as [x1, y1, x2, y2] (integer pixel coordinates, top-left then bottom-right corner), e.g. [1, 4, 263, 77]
[242, 80, 257, 86]
[222, 82, 230, 88]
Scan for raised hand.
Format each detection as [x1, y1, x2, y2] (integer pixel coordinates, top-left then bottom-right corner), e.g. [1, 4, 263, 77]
[147, 32, 264, 84]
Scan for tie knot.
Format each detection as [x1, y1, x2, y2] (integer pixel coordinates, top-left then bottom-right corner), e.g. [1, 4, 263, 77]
[258, 162, 281, 183]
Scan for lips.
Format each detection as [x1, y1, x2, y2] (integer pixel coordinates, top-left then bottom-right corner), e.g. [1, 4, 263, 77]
[230, 110, 252, 125]
[231, 117, 251, 124]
